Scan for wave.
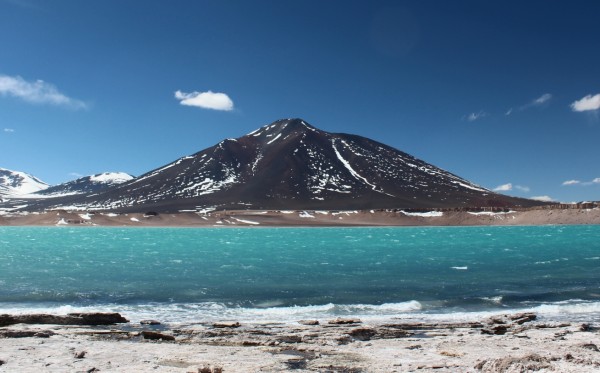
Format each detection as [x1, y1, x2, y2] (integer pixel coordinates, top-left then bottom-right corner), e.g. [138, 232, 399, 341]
[0, 301, 421, 324]
[2, 299, 600, 325]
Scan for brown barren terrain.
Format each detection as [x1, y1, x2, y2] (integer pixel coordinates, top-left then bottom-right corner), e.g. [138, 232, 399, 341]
[1, 205, 599, 227]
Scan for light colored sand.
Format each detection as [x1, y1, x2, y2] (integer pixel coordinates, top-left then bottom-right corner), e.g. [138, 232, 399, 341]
[1, 315, 599, 372]
[1, 208, 599, 227]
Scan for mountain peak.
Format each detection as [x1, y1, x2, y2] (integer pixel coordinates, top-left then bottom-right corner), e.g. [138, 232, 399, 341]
[244, 118, 321, 145]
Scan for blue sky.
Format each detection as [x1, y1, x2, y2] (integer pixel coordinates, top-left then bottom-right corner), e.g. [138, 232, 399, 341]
[1, 0, 599, 203]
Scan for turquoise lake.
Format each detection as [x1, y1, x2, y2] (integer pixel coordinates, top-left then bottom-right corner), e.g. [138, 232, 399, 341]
[1, 225, 599, 324]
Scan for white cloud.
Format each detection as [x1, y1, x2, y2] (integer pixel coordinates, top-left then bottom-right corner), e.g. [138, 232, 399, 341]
[531, 195, 554, 202]
[0, 74, 87, 109]
[174, 90, 234, 111]
[515, 93, 552, 112]
[493, 183, 530, 193]
[505, 108, 513, 116]
[532, 93, 552, 105]
[571, 93, 600, 112]
[493, 183, 513, 192]
[69, 172, 83, 178]
[3, 128, 14, 133]
[563, 178, 600, 186]
[464, 110, 487, 122]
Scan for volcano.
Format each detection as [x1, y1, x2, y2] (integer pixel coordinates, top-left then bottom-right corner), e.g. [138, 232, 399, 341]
[21, 118, 538, 212]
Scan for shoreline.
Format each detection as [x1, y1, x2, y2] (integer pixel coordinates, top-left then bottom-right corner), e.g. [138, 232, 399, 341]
[1, 311, 599, 372]
[1, 207, 599, 227]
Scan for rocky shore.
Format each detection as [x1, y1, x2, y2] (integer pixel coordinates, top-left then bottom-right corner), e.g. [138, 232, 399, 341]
[1, 205, 599, 227]
[1, 312, 599, 372]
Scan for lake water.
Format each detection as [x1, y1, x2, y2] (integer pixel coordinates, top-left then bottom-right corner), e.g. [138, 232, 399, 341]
[1, 225, 599, 324]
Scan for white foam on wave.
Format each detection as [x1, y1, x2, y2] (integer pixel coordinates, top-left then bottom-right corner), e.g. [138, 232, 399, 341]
[0, 301, 422, 325]
[2, 299, 599, 326]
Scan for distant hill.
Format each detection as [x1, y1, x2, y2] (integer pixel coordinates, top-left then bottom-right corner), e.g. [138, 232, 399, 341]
[34, 172, 134, 197]
[0, 168, 48, 199]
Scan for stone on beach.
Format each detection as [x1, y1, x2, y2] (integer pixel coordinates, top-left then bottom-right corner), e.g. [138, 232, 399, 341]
[0, 330, 55, 338]
[141, 331, 176, 341]
[0, 312, 129, 327]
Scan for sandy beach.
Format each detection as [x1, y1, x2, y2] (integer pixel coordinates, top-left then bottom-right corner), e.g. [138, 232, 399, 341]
[1, 206, 599, 227]
[1, 312, 599, 372]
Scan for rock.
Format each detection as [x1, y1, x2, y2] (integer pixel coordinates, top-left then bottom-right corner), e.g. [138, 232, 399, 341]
[242, 340, 261, 346]
[140, 320, 161, 325]
[277, 335, 303, 343]
[0, 312, 128, 326]
[141, 331, 175, 341]
[298, 319, 319, 325]
[0, 359, 5, 366]
[327, 318, 362, 325]
[475, 354, 552, 372]
[511, 313, 537, 324]
[580, 343, 599, 352]
[580, 323, 592, 331]
[67, 312, 129, 325]
[74, 351, 86, 359]
[481, 325, 509, 335]
[212, 321, 240, 328]
[285, 357, 307, 370]
[198, 365, 223, 373]
[486, 312, 536, 326]
[336, 335, 353, 345]
[349, 327, 377, 341]
[0, 330, 55, 338]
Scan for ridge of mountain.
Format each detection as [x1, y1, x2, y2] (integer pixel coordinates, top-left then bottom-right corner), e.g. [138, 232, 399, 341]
[14, 118, 542, 212]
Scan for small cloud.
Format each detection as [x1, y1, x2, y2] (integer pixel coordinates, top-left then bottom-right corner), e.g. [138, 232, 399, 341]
[493, 183, 513, 192]
[464, 110, 487, 122]
[493, 183, 529, 193]
[515, 93, 552, 112]
[531, 195, 554, 202]
[68, 172, 83, 178]
[570, 93, 600, 112]
[0, 74, 87, 109]
[564, 178, 600, 186]
[505, 108, 513, 116]
[174, 90, 234, 111]
[3, 128, 14, 133]
[532, 93, 552, 105]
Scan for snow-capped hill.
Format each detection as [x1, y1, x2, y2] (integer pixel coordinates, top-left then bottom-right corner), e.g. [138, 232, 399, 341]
[43, 118, 539, 212]
[35, 172, 134, 197]
[0, 168, 49, 197]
